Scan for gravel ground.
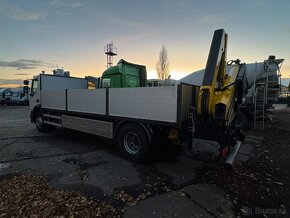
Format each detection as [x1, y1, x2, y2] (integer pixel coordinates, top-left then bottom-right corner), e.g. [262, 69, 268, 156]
[0, 106, 289, 217]
[194, 107, 290, 217]
[0, 175, 120, 217]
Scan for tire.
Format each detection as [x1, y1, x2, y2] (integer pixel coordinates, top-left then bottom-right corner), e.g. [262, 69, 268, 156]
[117, 124, 149, 162]
[35, 111, 49, 132]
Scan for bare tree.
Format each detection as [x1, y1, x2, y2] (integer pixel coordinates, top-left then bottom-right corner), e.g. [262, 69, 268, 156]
[156, 44, 169, 80]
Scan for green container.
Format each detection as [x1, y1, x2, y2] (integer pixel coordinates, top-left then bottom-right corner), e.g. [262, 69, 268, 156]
[102, 59, 147, 88]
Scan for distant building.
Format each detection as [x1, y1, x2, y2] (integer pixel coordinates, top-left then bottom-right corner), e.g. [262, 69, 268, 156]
[280, 84, 290, 97]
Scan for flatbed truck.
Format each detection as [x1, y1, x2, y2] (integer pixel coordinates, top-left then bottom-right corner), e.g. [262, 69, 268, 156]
[25, 29, 246, 165]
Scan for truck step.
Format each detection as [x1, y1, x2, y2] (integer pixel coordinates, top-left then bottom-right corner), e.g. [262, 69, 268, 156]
[43, 114, 61, 119]
[44, 120, 61, 127]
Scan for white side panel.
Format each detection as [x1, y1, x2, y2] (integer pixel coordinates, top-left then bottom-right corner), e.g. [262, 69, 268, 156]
[41, 75, 87, 91]
[41, 90, 66, 110]
[109, 87, 178, 123]
[67, 89, 106, 114]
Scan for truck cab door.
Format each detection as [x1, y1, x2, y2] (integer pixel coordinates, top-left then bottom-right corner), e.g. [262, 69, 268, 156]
[29, 78, 40, 110]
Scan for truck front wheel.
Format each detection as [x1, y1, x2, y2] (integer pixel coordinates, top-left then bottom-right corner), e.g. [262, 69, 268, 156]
[117, 124, 149, 162]
[35, 111, 48, 132]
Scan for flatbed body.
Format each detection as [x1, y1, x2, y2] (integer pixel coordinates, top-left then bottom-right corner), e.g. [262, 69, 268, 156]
[30, 74, 198, 140]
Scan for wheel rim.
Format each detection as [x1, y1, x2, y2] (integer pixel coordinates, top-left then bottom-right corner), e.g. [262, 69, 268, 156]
[123, 132, 141, 154]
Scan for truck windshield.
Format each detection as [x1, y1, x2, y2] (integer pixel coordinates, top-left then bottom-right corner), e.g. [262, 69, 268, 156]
[31, 79, 38, 95]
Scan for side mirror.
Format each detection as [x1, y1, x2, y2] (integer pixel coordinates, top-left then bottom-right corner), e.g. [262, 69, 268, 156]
[24, 80, 29, 85]
[23, 86, 29, 94]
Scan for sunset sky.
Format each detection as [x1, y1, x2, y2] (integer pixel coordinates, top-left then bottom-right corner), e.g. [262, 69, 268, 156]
[0, 0, 290, 87]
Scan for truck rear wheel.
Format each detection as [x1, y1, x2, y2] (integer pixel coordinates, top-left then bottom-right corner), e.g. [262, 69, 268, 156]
[117, 124, 149, 162]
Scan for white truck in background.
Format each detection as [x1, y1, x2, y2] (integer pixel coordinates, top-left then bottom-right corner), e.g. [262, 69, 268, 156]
[11, 88, 29, 105]
[0, 88, 12, 105]
[0, 88, 29, 105]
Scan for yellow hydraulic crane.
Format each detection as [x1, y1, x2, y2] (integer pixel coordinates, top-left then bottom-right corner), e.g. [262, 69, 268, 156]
[191, 29, 246, 165]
